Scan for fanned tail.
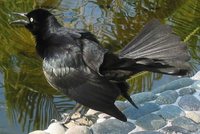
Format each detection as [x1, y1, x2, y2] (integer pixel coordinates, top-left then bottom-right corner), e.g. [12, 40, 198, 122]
[118, 19, 191, 75]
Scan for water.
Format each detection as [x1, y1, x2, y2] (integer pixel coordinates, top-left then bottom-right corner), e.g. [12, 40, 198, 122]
[0, 0, 199, 133]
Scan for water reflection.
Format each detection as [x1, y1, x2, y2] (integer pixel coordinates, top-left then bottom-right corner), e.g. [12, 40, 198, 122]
[0, 0, 199, 133]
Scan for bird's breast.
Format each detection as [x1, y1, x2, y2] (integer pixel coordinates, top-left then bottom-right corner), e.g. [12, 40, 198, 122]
[42, 53, 91, 94]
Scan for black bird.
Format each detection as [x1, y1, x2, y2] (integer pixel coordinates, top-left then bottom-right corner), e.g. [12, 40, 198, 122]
[11, 9, 190, 122]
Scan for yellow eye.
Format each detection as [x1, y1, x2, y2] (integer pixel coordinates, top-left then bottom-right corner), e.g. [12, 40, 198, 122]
[30, 17, 34, 22]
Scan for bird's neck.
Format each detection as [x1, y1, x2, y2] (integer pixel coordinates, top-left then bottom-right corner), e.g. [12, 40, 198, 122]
[35, 16, 62, 41]
[35, 16, 62, 58]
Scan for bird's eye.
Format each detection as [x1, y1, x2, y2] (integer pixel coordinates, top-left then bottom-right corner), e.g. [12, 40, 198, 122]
[30, 17, 34, 22]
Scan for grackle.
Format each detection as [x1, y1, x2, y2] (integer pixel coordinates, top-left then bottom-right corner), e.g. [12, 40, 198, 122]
[11, 9, 190, 122]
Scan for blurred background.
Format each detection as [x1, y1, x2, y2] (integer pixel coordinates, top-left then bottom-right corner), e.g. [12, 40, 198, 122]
[0, 0, 199, 133]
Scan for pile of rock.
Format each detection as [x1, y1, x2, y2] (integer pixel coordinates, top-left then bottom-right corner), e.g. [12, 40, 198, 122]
[30, 72, 200, 134]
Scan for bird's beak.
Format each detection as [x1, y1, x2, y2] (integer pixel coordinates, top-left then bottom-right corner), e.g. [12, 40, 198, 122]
[10, 12, 29, 26]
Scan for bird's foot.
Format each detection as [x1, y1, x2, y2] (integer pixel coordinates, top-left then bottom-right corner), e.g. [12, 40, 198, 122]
[65, 114, 97, 127]
[51, 113, 72, 125]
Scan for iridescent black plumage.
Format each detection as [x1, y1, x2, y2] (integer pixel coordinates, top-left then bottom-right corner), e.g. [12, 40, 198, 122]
[11, 9, 190, 122]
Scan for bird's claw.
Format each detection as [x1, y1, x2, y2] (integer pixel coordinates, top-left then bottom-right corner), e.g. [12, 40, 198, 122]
[60, 114, 71, 124]
[50, 113, 72, 125]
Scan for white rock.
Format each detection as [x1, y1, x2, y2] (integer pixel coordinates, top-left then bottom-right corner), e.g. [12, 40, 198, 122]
[86, 109, 100, 115]
[29, 130, 49, 134]
[185, 111, 200, 123]
[97, 118, 106, 123]
[98, 113, 110, 119]
[44, 122, 66, 134]
[65, 126, 91, 134]
[191, 71, 200, 80]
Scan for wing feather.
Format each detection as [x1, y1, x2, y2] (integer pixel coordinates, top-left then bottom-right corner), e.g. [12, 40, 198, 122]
[67, 71, 127, 121]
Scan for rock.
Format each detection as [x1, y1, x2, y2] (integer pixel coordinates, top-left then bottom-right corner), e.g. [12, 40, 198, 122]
[65, 126, 91, 134]
[65, 115, 96, 128]
[191, 80, 200, 90]
[86, 109, 100, 116]
[98, 113, 110, 119]
[193, 129, 200, 134]
[191, 71, 200, 80]
[179, 87, 196, 96]
[115, 101, 130, 111]
[123, 103, 160, 120]
[91, 119, 135, 134]
[185, 111, 200, 123]
[130, 92, 157, 104]
[172, 117, 198, 132]
[178, 95, 200, 111]
[29, 130, 48, 134]
[130, 131, 163, 134]
[65, 121, 79, 128]
[96, 118, 106, 123]
[161, 126, 190, 134]
[136, 114, 166, 130]
[152, 78, 194, 94]
[75, 116, 95, 126]
[155, 90, 178, 105]
[45, 122, 66, 134]
[157, 105, 185, 120]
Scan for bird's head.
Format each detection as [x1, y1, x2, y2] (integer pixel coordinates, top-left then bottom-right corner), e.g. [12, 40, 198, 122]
[10, 9, 60, 35]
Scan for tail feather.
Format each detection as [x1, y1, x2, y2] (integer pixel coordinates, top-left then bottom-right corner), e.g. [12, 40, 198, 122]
[118, 19, 191, 75]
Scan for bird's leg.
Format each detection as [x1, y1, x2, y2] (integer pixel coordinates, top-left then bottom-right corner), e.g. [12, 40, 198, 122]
[59, 103, 83, 124]
[51, 103, 82, 124]
[51, 103, 91, 125]
[75, 105, 89, 118]
[71, 105, 98, 126]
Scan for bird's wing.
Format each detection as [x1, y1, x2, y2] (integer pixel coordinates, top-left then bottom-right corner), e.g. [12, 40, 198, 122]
[67, 70, 127, 121]
[44, 55, 126, 121]
[67, 29, 108, 74]
[81, 38, 108, 74]
[42, 35, 126, 121]
[69, 29, 100, 43]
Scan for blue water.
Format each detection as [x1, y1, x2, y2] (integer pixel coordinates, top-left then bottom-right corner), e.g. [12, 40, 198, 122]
[0, 72, 21, 134]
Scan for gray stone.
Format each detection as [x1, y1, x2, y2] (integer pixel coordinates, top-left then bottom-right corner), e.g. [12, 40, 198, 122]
[192, 129, 200, 134]
[155, 90, 178, 105]
[91, 119, 135, 134]
[136, 114, 167, 130]
[65, 126, 91, 134]
[152, 78, 194, 94]
[115, 101, 130, 111]
[191, 80, 200, 90]
[161, 126, 190, 134]
[45, 122, 66, 134]
[130, 131, 163, 134]
[123, 103, 160, 120]
[172, 117, 198, 132]
[178, 95, 200, 111]
[130, 92, 157, 104]
[157, 105, 185, 120]
[179, 87, 196, 96]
